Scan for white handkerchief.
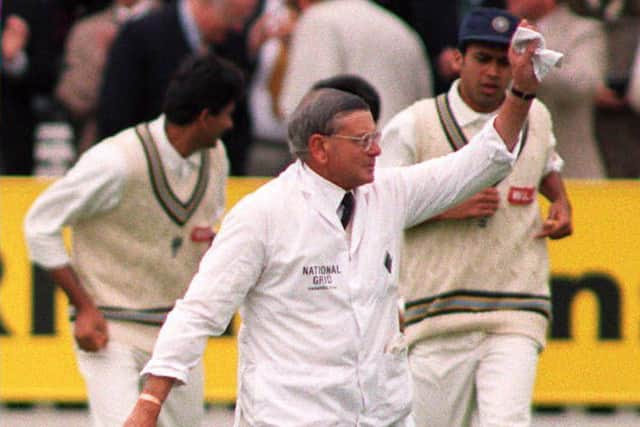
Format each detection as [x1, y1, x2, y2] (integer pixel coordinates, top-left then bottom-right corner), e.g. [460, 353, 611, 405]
[511, 27, 563, 82]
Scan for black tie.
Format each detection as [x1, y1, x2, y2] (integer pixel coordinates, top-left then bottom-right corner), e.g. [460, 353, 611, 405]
[339, 192, 354, 229]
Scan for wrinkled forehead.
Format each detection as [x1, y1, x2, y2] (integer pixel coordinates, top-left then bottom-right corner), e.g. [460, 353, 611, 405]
[332, 109, 376, 133]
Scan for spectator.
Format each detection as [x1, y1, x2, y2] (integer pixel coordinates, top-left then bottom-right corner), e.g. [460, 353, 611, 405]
[1, 0, 57, 175]
[96, 0, 258, 174]
[55, 0, 160, 155]
[245, 0, 298, 176]
[507, 0, 608, 178]
[568, 0, 632, 19]
[24, 52, 245, 427]
[375, 1, 507, 94]
[629, 32, 640, 113]
[374, 1, 459, 94]
[279, 0, 433, 127]
[595, 5, 640, 177]
[48, 0, 115, 65]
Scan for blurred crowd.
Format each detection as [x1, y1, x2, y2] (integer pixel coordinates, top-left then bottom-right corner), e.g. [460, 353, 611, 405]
[2, 0, 640, 178]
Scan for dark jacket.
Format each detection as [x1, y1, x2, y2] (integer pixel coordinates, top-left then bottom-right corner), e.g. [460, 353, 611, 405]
[97, 0, 256, 174]
[1, 0, 57, 175]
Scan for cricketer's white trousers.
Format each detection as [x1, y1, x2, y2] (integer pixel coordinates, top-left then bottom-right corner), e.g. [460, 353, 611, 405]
[409, 332, 540, 427]
[75, 340, 204, 427]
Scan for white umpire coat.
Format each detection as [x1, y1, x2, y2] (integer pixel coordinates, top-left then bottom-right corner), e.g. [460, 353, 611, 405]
[142, 120, 517, 426]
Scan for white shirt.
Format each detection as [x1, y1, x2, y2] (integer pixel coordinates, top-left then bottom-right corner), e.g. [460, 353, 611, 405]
[378, 79, 564, 174]
[248, 0, 289, 142]
[114, 0, 155, 23]
[24, 115, 224, 268]
[279, 0, 432, 126]
[177, 0, 206, 53]
[628, 41, 640, 114]
[142, 119, 517, 426]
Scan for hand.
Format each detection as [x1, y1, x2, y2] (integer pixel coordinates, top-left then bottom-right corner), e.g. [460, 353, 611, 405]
[509, 20, 539, 95]
[534, 199, 572, 239]
[191, 226, 216, 246]
[97, 22, 117, 53]
[434, 188, 500, 221]
[123, 399, 161, 427]
[2, 15, 29, 63]
[247, 7, 297, 57]
[74, 305, 109, 352]
[595, 83, 627, 111]
[265, 8, 297, 41]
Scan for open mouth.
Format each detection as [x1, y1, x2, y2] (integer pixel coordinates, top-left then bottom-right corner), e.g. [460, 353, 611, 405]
[481, 84, 499, 95]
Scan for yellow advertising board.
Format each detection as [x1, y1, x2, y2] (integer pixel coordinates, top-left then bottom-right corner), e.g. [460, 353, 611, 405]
[0, 176, 269, 403]
[535, 180, 640, 404]
[1, 178, 639, 404]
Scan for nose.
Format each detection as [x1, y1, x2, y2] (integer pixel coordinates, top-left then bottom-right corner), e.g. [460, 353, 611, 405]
[368, 140, 382, 157]
[225, 117, 234, 131]
[487, 61, 500, 77]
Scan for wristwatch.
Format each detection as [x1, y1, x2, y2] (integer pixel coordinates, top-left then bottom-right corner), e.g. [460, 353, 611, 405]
[510, 86, 536, 100]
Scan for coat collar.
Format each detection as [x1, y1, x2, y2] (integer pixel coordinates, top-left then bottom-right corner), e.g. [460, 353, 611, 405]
[288, 161, 367, 253]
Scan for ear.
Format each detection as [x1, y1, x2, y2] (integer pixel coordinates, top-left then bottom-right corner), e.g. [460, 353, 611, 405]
[308, 134, 329, 165]
[197, 109, 210, 126]
[452, 49, 463, 74]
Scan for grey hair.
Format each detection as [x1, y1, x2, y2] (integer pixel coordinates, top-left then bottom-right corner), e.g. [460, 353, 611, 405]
[287, 88, 370, 160]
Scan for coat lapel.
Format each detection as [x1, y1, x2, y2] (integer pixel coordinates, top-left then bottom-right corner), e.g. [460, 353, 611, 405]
[349, 188, 367, 255]
[292, 162, 346, 231]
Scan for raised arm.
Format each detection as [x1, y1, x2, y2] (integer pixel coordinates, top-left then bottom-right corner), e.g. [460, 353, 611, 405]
[494, 21, 540, 151]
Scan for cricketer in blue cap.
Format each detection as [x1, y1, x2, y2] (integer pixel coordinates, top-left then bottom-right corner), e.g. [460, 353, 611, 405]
[451, 7, 529, 113]
[377, 5, 573, 427]
[458, 7, 520, 49]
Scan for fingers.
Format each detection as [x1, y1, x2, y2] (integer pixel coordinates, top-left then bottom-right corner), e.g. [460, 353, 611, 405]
[74, 320, 108, 351]
[534, 218, 573, 239]
[75, 330, 108, 352]
[2, 15, 30, 60]
[544, 202, 573, 239]
[5, 15, 29, 39]
[518, 19, 536, 31]
[509, 51, 538, 93]
[549, 220, 573, 239]
[473, 188, 500, 206]
[468, 189, 500, 215]
[464, 191, 500, 217]
[438, 188, 501, 220]
[6, 15, 28, 31]
[534, 218, 556, 238]
[74, 309, 109, 352]
[478, 187, 500, 198]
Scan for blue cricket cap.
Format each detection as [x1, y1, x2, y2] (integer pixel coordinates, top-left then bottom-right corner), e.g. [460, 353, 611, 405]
[458, 7, 520, 48]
